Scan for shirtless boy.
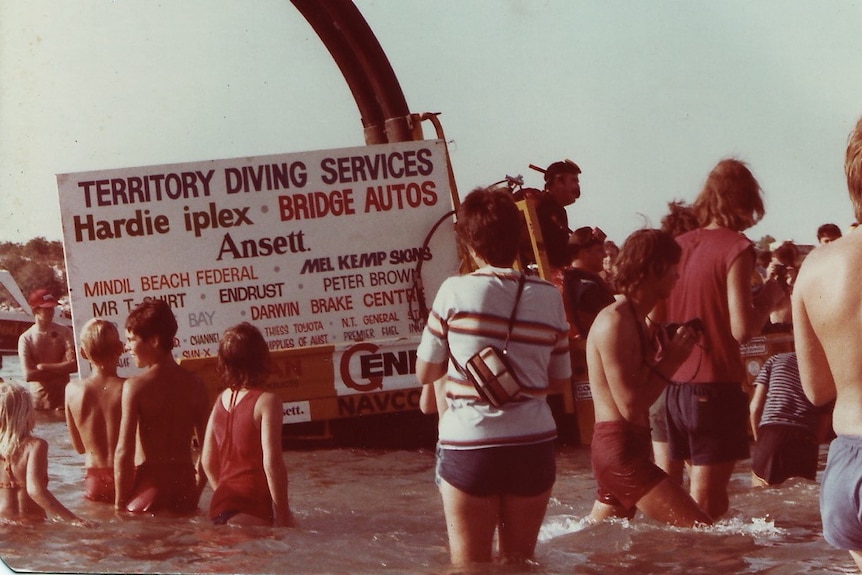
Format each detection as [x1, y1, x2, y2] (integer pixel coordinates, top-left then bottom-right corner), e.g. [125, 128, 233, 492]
[114, 300, 208, 513]
[65, 318, 125, 503]
[794, 115, 862, 570]
[587, 229, 711, 526]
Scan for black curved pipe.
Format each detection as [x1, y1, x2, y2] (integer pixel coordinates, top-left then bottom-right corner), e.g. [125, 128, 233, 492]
[291, 0, 413, 143]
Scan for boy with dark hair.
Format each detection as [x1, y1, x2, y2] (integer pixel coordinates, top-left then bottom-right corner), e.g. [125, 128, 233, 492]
[114, 299, 208, 514]
[587, 228, 711, 526]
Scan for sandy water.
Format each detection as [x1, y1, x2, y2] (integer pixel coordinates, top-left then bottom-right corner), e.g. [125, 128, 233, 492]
[0, 356, 855, 575]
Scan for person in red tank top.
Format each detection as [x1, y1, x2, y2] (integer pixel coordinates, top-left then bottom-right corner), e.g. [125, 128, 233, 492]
[658, 159, 785, 519]
[201, 323, 293, 527]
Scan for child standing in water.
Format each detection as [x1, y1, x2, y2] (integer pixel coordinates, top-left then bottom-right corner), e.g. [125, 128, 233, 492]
[202, 322, 292, 527]
[0, 380, 78, 521]
[65, 318, 125, 503]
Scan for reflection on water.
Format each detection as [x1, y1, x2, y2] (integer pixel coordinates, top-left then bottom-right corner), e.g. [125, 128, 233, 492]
[0, 356, 856, 574]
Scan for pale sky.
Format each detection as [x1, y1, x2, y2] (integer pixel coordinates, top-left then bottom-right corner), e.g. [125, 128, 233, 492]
[2, 0, 862, 248]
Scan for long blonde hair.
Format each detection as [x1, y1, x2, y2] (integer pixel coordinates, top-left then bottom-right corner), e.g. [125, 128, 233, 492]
[0, 381, 35, 459]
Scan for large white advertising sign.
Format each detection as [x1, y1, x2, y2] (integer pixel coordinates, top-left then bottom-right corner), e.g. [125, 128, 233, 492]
[57, 140, 459, 381]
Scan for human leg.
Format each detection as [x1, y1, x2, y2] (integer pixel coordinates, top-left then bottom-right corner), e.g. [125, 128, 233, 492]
[438, 478, 500, 565]
[689, 461, 736, 519]
[497, 488, 552, 562]
[636, 477, 712, 526]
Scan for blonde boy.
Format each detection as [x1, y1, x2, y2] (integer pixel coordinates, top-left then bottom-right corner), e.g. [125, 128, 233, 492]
[65, 318, 125, 503]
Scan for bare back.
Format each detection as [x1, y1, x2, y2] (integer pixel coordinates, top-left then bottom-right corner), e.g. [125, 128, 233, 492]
[125, 361, 207, 466]
[65, 375, 124, 469]
[794, 233, 862, 435]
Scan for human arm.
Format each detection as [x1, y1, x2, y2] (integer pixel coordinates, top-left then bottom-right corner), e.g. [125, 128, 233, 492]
[64, 383, 85, 454]
[792, 276, 837, 407]
[591, 306, 695, 421]
[259, 392, 293, 527]
[416, 359, 447, 415]
[26, 438, 78, 521]
[192, 381, 210, 498]
[749, 382, 767, 442]
[727, 250, 784, 344]
[200, 400, 221, 491]
[114, 381, 139, 509]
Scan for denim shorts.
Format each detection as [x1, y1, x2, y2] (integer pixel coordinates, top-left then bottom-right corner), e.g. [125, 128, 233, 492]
[436, 441, 556, 497]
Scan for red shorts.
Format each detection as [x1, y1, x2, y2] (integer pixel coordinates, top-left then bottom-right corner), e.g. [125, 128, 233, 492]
[591, 420, 666, 511]
[84, 467, 115, 503]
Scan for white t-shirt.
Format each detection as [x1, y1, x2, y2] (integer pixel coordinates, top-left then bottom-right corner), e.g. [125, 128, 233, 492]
[417, 267, 571, 449]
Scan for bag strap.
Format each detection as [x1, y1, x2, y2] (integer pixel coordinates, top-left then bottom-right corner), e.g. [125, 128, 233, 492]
[447, 273, 526, 377]
[501, 272, 527, 355]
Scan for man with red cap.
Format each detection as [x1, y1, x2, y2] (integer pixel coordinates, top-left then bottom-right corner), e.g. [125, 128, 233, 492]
[18, 288, 77, 410]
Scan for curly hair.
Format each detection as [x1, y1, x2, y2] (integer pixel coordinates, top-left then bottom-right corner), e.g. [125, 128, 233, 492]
[613, 229, 682, 296]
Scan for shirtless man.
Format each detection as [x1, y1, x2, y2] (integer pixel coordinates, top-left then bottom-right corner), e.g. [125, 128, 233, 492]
[794, 115, 862, 570]
[587, 229, 711, 526]
[65, 318, 125, 503]
[18, 288, 77, 410]
[114, 300, 208, 513]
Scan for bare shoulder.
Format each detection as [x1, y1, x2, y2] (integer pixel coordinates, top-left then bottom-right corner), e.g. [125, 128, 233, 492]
[590, 300, 630, 342]
[797, 236, 860, 297]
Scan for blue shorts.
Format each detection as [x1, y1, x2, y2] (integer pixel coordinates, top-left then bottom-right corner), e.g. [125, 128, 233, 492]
[821, 436, 862, 550]
[436, 441, 556, 497]
[666, 382, 750, 465]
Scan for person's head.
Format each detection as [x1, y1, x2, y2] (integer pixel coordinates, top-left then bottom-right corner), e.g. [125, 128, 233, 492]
[756, 249, 772, 269]
[456, 187, 522, 267]
[603, 241, 619, 274]
[613, 229, 682, 297]
[568, 226, 607, 273]
[692, 159, 764, 231]
[80, 318, 124, 368]
[816, 222, 842, 244]
[543, 160, 581, 207]
[27, 288, 58, 323]
[125, 299, 178, 353]
[0, 381, 34, 459]
[772, 241, 799, 267]
[217, 322, 271, 391]
[847, 116, 862, 223]
[660, 201, 699, 238]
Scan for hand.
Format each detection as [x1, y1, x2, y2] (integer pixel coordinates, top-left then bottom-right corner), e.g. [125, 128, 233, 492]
[659, 324, 699, 369]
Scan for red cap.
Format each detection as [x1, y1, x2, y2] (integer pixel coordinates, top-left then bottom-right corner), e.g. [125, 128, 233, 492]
[28, 289, 58, 309]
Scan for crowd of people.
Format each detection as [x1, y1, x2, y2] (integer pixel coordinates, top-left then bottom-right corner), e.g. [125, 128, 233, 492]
[3, 118, 862, 570]
[416, 115, 862, 569]
[4, 298, 292, 527]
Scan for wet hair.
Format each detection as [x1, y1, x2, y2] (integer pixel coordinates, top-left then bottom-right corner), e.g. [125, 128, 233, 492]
[125, 299, 178, 352]
[847, 116, 862, 223]
[217, 322, 271, 390]
[816, 223, 842, 241]
[692, 159, 764, 231]
[613, 229, 682, 296]
[80, 318, 123, 365]
[660, 201, 699, 238]
[0, 381, 34, 460]
[456, 187, 522, 267]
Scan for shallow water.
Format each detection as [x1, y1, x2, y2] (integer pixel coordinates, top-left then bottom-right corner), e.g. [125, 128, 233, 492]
[0, 356, 855, 575]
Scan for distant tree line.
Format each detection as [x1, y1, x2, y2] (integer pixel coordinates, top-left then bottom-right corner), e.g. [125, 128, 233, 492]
[0, 238, 67, 307]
